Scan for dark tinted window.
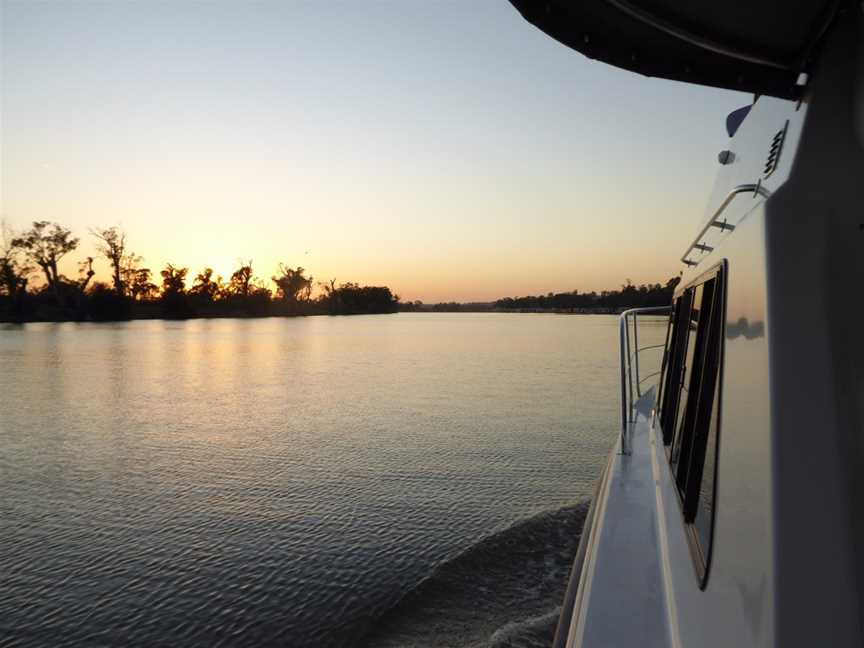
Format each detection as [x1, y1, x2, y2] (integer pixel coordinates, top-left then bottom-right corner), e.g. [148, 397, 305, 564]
[658, 291, 692, 445]
[693, 387, 719, 551]
[670, 283, 705, 473]
[655, 264, 725, 585]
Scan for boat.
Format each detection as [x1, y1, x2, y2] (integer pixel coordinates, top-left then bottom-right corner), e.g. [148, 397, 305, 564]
[508, 2, 864, 646]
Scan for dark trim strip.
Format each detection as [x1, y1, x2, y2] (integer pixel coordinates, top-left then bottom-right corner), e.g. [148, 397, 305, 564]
[604, 0, 791, 69]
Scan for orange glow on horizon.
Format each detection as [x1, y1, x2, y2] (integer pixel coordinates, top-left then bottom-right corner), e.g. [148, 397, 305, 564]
[2, 2, 744, 305]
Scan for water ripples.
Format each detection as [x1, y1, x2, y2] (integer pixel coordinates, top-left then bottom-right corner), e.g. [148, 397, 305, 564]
[0, 314, 648, 646]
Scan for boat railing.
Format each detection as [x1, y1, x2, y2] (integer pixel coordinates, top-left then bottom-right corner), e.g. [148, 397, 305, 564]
[680, 182, 770, 267]
[619, 306, 672, 454]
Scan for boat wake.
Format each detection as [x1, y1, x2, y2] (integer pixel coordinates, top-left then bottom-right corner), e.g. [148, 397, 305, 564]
[360, 500, 590, 648]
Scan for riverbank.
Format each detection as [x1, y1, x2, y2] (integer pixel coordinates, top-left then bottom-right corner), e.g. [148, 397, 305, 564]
[0, 284, 399, 323]
[2, 304, 654, 323]
[403, 306, 633, 315]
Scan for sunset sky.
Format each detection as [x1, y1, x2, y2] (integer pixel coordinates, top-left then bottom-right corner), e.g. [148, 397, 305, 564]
[1, 1, 748, 303]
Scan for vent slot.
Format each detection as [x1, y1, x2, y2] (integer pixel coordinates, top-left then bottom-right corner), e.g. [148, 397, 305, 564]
[763, 121, 788, 178]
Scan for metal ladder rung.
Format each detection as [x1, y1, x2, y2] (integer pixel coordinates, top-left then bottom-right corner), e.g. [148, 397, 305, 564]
[710, 220, 735, 232]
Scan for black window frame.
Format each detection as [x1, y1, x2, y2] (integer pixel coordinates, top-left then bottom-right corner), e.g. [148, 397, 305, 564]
[657, 291, 691, 446]
[655, 261, 726, 589]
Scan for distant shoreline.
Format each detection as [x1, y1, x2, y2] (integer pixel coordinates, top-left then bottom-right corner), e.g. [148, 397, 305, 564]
[1, 308, 655, 325]
[401, 306, 630, 315]
[399, 279, 679, 315]
[0, 299, 670, 324]
[1, 220, 679, 323]
[0, 302, 396, 324]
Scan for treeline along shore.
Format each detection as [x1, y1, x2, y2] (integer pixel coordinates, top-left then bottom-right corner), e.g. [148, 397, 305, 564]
[399, 278, 681, 313]
[0, 220, 680, 323]
[0, 221, 399, 322]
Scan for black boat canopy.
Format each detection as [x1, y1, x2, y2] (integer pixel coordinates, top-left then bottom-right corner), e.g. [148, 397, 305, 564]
[508, 0, 842, 98]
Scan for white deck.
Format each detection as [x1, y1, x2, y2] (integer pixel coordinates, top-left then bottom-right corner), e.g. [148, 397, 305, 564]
[567, 392, 673, 648]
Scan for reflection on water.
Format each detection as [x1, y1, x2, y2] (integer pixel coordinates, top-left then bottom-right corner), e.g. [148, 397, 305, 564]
[0, 314, 660, 647]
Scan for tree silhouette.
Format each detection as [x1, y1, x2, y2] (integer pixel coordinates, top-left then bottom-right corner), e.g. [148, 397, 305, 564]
[77, 256, 95, 293]
[92, 226, 128, 295]
[12, 221, 79, 305]
[0, 221, 31, 319]
[0, 220, 411, 321]
[493, 278, 679, 311]
[190, 267, 221, 302]
[273, 264, 313, 303]
[86, 280, 131, 320]
[160, 264, 188, 296]
[0, 255, 28, 300]
[159, 264, 189, 318]
[326, 283, 398, 315]
[228, 261, 255, 299]
[119, 253, 146, 295]
[128, 268, 158, 301]
[226, 261, 274, 315]
[317, 277, 338, 313]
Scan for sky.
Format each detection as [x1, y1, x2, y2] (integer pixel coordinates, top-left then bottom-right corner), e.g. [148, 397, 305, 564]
[0, 1, 749, 303]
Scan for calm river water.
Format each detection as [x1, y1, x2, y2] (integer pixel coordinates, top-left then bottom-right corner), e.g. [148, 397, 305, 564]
[0, 313, 663, 647]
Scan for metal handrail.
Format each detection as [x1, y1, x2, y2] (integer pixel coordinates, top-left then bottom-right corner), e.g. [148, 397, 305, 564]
[638, 370, 663, 386]
[680, 183, 771, 267]
[619, 306, 672, 454]
[636, 343, 666, 352]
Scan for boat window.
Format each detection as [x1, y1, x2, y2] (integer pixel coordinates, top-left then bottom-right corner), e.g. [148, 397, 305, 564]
[658, 291, 692, 445]
[693, 385, 720, 552]
[656, 263, 725, 586]
[670, 283, 706, 474]
[676, 280, 718, 491]
[654, 308, 675, 417]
